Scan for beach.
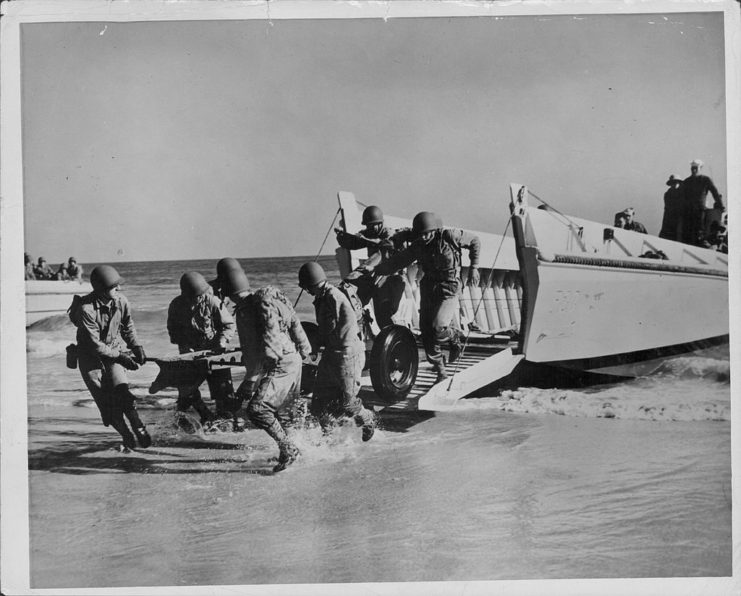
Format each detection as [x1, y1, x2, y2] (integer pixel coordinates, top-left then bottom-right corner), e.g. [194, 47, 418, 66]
[24, 257, 732, 589]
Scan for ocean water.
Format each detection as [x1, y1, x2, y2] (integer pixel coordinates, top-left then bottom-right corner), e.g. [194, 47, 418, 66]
[24, 257, 732, 589]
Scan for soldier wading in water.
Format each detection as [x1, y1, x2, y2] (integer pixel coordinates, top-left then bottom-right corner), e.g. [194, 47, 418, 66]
[297, 261, 377, 441]
[224, 268, 312, 472]
[67, 265, 151, 451]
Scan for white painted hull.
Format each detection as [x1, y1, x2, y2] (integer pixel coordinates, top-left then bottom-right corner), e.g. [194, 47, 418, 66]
[25, 280, 92, 326]
[510, 184, 729, 375]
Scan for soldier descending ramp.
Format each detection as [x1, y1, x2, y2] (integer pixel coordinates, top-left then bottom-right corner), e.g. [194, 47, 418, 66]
[335, 191, 524, 412]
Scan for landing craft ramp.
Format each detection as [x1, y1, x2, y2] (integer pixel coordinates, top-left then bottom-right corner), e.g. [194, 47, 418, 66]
[336, 191, 524, 412]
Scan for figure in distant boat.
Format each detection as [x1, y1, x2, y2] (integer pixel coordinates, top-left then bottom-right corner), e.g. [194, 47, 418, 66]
[365, 211, 481, 383]
[335, 205, 408, 329]
[24, 253, 35, 280]
[33, 257, 54, 279]
[659, 175, 684, 241]
[223, 268, 312, 472]
[167, 272, 236, 426]
[614, 208, 647, 234]
[297, 261, 377, 440]
[67, 265, 150, 451]
[66, 257, 84, 281]
[681, 159, 724, 246]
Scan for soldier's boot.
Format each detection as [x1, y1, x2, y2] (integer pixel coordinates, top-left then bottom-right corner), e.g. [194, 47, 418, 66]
[265, 420, 300, 472]
[354, 408, 377, 442]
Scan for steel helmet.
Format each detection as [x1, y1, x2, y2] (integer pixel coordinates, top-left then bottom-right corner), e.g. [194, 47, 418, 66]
[298, 262, 327, 289]
[362, 205, 384, 226]
[412, 211, 439, 236]
[90, 265, 122, 292]
[216, 257, 242, 279]
[222, 268, 250, 297]
[180, 272, 210, 298]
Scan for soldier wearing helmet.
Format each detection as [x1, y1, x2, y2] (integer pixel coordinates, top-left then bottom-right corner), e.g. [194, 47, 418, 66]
[334, 205, 409, 328]
[297, 261, 377, 441]
[209, 257, 244, 304]
[167, 271, 236, 425]
[682, 159, 724, 246]
[67, 265, 151, 451]
[223, 268, 312, 472]
[366, 211, 481, 383]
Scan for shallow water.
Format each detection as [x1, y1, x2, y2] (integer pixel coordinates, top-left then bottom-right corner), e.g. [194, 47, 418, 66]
[25, 257, 732, 588]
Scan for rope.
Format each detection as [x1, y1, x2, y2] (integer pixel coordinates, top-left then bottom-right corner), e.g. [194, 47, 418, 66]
[293, 207, 341, 308]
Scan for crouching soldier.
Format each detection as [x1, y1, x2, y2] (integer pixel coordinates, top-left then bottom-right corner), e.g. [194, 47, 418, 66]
[167, 272, 236, 426]
[223, 269, 312, 472]
[68, 265, 150, 451]
[297, 261, 377, 441]
[364, 212, 480, 383]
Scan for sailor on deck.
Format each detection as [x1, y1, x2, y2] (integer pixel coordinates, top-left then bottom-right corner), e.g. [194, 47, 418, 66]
[335, 205, 408, 329]
[224, 269, 312, 472]
[366, 212, 481, 383]
[167, 272, 236, 424]
[68, 265, 150, 451]
[682, 159, 724, 246]
[298, 261, 377, 440]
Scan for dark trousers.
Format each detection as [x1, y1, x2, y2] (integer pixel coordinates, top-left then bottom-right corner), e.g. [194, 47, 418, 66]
[419, 288, 460, 367]
[246, 352, 303, 433]
[373, 274, 406, 328]
[78, 352, 144, 447]
[310, 347, 373, 426]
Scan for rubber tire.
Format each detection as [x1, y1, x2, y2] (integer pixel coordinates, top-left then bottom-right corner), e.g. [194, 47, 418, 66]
[369, 324, 419, 403]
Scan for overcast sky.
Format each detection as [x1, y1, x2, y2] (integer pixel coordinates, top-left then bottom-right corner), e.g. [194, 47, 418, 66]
[19, 10, 726, 263]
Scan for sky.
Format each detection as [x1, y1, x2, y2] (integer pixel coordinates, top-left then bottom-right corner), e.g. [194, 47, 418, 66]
[18, 8, 727, 263]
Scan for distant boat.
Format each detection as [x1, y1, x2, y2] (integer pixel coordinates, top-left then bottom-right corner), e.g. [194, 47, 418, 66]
[334, 185, 729, 410]
[25, 279, 93, 326]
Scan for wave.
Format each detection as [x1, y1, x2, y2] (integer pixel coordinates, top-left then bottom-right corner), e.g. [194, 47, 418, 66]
[458, 378, 730, 421]
[653, 356, 730, 383]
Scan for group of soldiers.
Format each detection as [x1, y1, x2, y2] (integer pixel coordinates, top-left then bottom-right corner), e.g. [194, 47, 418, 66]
[25, 253, 83, 281]
[612, 160, 726, 252]
[65, 206, 481, 472]
[659, 159, 726, 251]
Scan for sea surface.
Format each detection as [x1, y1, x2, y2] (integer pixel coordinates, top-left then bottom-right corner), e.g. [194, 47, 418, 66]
[24, 257, 732, 591]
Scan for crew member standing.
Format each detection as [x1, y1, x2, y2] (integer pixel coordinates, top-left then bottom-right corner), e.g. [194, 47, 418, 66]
[659, 175, 684, 241]
[297, 261, 377, 440]
[335, 205, 407, 328]
[68, 265, 150, 451]
[224, 268, 312, 472]
[682, 159, 724, 246]
[167, 272, 236, 425]
[366, 212, 480, 383]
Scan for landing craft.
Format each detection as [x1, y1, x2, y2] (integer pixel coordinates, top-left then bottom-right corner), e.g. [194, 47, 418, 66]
[25, 279, 93, 326]
[144, 186, 729, 415]
[334, 186, 729, 411]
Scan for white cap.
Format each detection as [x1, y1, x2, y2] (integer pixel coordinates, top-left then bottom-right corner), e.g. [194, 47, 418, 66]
[691, 159, 704, 167]
[623, 207, 635, 216]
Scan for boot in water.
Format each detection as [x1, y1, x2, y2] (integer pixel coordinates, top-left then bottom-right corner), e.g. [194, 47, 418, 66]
[273, 442, 300, 473]
[133, 426, 152, 448]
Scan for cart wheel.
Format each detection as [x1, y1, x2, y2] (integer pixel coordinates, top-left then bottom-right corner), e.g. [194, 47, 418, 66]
[369, 325, 419, 402]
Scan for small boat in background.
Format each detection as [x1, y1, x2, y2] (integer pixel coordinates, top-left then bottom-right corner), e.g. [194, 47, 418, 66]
[25, 279, 92, 326]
